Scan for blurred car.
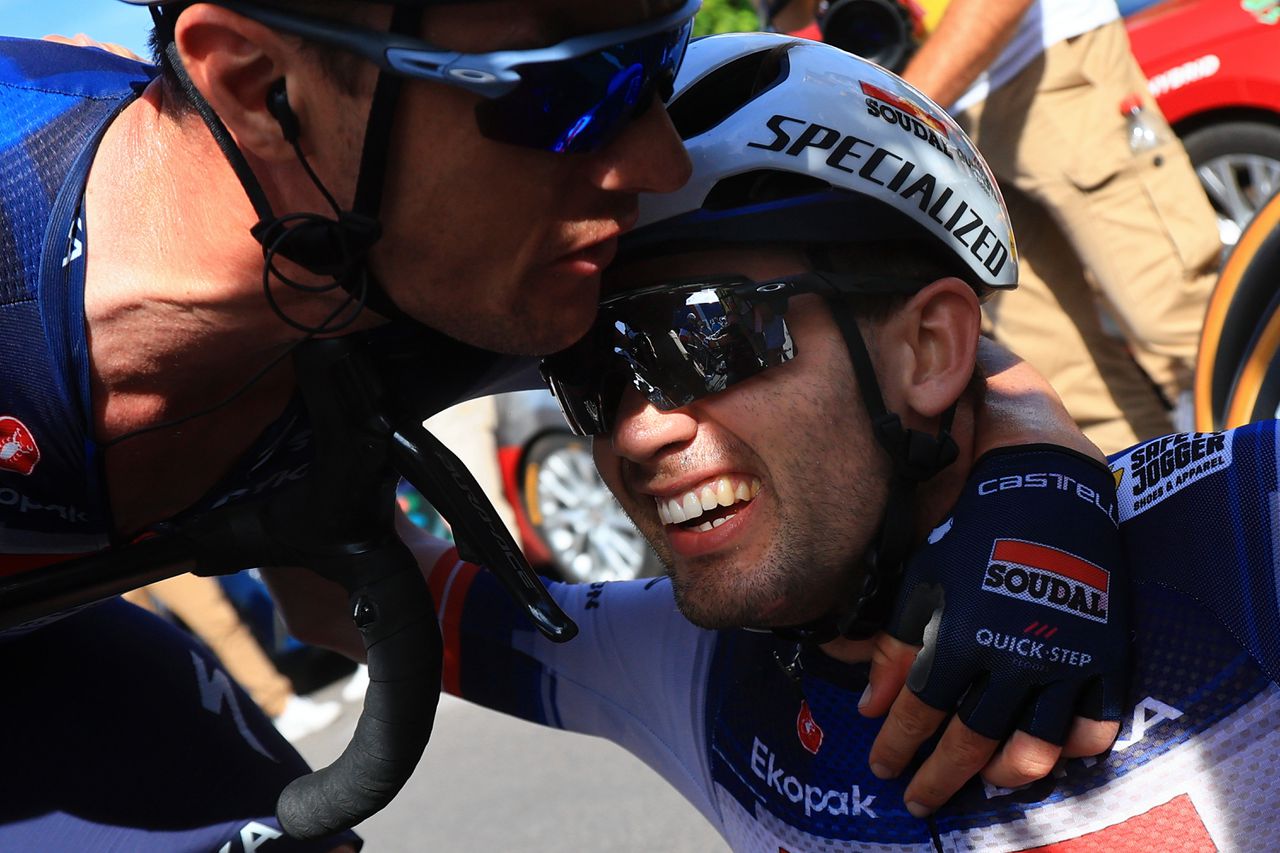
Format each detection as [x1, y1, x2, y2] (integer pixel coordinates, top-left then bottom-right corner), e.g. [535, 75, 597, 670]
[1126, 0, 1280, 247]
[493, 390, 662, 585]
[393, 388, 661, 585]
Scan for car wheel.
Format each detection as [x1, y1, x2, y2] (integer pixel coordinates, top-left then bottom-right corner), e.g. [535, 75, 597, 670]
[1182, 120, 1280, 249]
[520, 431, 662, 584]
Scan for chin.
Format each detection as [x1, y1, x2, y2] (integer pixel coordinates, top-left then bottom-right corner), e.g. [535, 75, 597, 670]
[420, 300, 598, 357]
[668, 570, 781, 632]
[667, 550, 839, 632]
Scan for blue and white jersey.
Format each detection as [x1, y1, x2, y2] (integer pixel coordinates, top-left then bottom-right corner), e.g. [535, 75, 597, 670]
[0, 37, 314, 572]
[432, 420, 1280, 851]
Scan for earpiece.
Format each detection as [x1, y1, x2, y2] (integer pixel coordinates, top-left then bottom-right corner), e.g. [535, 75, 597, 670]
[267, 79, 301, 144]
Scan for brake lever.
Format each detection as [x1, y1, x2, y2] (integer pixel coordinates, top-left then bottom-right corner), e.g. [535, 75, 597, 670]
[391, 419, 578, 643]
[0, 332, 575, 841]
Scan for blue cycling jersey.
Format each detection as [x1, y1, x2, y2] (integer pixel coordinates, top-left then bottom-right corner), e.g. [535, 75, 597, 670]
[0, 38, 353, 853]
[0, 37, 314, 571]
[432, 420, 1280, 851]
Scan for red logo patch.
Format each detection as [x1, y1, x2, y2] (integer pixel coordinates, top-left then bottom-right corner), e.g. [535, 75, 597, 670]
[983, 539, 1110, 623]
[0, 417, 41, 476]
[859, 80, 952, 139]
[796, 700, 824, 755]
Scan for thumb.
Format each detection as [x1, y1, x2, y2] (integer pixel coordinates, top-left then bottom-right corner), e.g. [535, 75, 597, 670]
[860, 632, 920, 718]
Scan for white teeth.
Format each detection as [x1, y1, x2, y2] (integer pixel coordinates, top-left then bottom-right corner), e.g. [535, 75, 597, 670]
[696, 513, 738, 533]
[653, 477, 761, 528]
[666, 497, 686, 524]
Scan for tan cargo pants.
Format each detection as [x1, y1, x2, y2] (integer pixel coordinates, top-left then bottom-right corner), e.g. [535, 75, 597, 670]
[124, 573, 293, 718]
[959, 19, 1220, 454]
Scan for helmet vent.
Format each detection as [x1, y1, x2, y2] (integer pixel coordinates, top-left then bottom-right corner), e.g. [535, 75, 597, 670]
[702, 170, 832, 210]
[666, 42, 797, 139]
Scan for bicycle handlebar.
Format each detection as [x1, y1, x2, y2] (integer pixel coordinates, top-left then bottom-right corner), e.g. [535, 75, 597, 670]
[276, 546, 442, 839]
[0, 333, 578, 841]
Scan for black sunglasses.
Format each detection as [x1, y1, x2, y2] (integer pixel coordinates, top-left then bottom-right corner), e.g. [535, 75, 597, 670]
[217, 0, 698, 153]
[542, 272, 921, 436]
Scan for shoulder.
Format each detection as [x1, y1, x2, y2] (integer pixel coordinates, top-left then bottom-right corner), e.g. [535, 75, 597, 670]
[0, 36, 154, 100]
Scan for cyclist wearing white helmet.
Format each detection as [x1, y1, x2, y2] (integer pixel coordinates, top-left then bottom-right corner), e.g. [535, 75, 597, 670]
[553, 29, 1126, 804]
[413, 35, 1280, 849]
[0, 0, 694, 849]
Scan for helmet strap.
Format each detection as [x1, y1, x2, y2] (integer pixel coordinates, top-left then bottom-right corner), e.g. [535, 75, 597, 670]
[771, 290, 958, 645]
[829, 301, 958, 639]
[159, 6, 423, 331]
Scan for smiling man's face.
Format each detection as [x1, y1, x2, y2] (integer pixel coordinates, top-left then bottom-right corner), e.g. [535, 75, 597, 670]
[591, 246, 894, 629]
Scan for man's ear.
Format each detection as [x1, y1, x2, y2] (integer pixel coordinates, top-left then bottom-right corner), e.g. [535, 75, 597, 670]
[891, 277, 981, 419]
[172, 4, 302, 163]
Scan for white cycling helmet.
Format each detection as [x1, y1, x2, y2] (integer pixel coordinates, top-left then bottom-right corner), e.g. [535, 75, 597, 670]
[610, 34, 1019, 640]
[622, 32, 1017, 296]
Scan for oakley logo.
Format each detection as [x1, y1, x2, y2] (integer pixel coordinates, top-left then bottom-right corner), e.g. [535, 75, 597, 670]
[448, 68, 498, 84]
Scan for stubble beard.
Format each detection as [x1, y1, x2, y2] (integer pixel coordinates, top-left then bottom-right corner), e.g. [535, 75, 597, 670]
[662, 493, 862, 631]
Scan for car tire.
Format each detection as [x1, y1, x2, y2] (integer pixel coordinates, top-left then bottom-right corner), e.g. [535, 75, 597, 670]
[519, 431, 663, 584]
[1182, 120, 1280, 249]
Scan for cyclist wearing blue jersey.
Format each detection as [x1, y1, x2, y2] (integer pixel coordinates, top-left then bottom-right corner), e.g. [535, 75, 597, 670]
[414, 35, 1280, 849]
[0, 0, 694, 849]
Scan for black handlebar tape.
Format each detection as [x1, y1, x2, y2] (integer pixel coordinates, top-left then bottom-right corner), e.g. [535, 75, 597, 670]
[276, 559, 443, 839]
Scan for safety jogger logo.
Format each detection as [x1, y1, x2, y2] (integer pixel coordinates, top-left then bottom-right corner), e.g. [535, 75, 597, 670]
[981, 539, 1109, 623]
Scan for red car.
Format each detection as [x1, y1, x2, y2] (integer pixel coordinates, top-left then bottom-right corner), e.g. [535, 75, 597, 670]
[1126, 0, 1280, 247]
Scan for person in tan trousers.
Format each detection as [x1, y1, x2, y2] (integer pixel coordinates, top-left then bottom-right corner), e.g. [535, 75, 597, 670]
[900, 0, 1220, 453]
[125, 574, 341, 741]
[770, 0, 1220, 453]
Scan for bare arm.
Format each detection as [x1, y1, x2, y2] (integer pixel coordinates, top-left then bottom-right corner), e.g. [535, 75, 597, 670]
[259, 510, 457, 662]
[259, 565, 366, 660]
[900, 0, 1035, 108]
[973, 336, 1104, 461]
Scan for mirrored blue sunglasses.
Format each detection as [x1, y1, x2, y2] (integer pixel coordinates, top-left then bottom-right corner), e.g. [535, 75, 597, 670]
[218, 0, 700, 153]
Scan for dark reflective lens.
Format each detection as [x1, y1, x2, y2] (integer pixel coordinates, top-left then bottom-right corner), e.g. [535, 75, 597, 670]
[544, 277, 804, 435]
[475, 19, 692, 153]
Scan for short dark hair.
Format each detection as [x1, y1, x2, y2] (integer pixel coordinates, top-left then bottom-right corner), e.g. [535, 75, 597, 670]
[150, 0, 371, 117]
[810, 238, 987, 402]
[807, 238, 962, 322]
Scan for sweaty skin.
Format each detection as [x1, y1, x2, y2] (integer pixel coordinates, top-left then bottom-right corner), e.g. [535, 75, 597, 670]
[50, 2, 689, 694]
[83, 0, 690, 537]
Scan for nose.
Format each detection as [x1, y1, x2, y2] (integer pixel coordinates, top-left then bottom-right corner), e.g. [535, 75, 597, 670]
[588, 100, 692, 194]
[608, 386, 698, 464]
